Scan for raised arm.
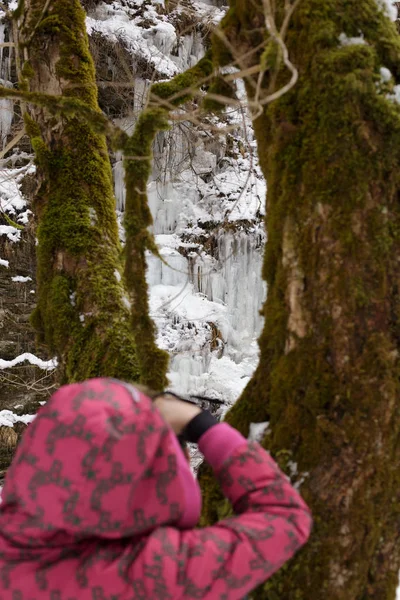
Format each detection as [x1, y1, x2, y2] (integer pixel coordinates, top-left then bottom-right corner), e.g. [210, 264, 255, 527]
[132, 421, 312, 599]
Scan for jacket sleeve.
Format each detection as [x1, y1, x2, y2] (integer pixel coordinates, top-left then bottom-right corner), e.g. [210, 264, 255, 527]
[131, 423, 312, 600]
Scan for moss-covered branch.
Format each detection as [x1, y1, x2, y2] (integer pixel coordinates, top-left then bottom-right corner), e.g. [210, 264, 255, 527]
[120, 54, 213, 389]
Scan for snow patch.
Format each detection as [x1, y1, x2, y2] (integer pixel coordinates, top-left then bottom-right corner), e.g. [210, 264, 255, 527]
[113, 154, 126, 212]
[376, 0, 398, 21]
[11, 275, 32, 283]
[387, 84, 400, 104]
[86, 9, 179, 77]
[17, 209, 31, 225]
[0, 258, 8, 268]
[0, 353, 58, 370]
[248, 421, 270, 443]
[85, 0, 223, 78]
[287, 460, 310, 490]
[0, 410, 36, 427]
[338, 32, 366, 47]
[89, 207, 97, 225]
[122, 296, 131, 310]
[380, 66, 392, 82]
[0, 225, 20, 242]
[0, 166, 34, 218]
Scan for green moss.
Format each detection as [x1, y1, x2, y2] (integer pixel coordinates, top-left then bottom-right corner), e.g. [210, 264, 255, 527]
[261, 40, 282, 72]
[203, 75, 238, 112]
[120, 109, 169, 390]
[21, 60, 34, 80]
[210, 8, 237, 67]
[29, 115, 142, 382]
[1, 212, 24, 230]
[151, 54, 213, 106]
[198, 462, 226, 526]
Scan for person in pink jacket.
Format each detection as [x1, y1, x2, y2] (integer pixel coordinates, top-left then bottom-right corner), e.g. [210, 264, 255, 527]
[0, 378, 312, 599]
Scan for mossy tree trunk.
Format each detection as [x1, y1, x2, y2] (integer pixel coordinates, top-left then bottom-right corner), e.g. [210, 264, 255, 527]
[17, 0, 145, 383]
[201, 1, 400, 598]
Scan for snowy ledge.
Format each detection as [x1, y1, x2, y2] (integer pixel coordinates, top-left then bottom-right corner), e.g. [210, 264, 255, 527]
[0, 353, 58, 371]
[0, 410, 36, 428]
[11, 276, 32, 283]
[0, 225, 21, 243]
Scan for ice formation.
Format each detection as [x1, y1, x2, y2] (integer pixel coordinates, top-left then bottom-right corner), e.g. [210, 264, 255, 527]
[0, 21, 13, 148]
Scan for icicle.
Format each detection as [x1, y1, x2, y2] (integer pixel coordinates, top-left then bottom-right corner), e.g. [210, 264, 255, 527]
[0, 23, 13, 148]
[0, 22, 5, 77]
[147, 249, 188, 287]
[113, 152, 126, 212]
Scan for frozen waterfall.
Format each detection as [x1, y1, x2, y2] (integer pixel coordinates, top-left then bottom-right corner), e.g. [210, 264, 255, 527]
[146, 177, 266, 405]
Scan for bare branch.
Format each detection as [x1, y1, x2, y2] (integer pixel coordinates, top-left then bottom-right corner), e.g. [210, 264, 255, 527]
[260, 0, 300, 105]
[0, 127, 26, 160]
[225, 64, 262, 82]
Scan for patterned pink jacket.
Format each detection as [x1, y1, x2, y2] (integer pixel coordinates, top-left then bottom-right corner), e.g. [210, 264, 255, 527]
[0, 378, 312, 599]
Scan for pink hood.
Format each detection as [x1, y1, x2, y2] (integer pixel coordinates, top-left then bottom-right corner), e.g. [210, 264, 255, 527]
[0, 378, 201, 548]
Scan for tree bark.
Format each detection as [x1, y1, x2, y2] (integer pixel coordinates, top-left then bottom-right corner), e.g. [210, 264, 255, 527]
[18, 0, 142, 383]
[201, 1, 400, 598]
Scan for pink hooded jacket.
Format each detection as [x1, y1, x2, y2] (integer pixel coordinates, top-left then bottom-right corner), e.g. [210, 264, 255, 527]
[0, 378, 312, 599]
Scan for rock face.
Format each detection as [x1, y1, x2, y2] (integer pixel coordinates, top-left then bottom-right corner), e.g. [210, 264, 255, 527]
[0, 222, 36, 377]
[0, 201, 56, 479]
[0, 13, 57, 476]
